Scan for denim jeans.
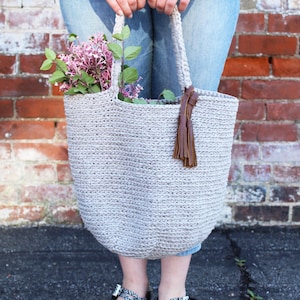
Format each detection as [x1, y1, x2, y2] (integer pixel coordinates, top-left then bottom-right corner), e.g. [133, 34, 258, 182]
[59, 0, 240, 255]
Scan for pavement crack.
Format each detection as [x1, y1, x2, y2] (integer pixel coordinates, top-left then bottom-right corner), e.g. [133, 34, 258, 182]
[223, 230, 258, 300]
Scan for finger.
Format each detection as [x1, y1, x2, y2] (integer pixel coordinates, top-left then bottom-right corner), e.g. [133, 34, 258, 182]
[137, 0, 147, 10]
[177, 0, 190, 12]
[147, 0, 157, 9]
[128, 0, 138, 12]
[162, 0, 177, 15]
[106, 0, 124, 16]
[106, 0, 133, 18]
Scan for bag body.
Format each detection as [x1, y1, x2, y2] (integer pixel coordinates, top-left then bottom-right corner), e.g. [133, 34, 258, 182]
[63, 8, 239, 259]
[64, 88, 238, 259]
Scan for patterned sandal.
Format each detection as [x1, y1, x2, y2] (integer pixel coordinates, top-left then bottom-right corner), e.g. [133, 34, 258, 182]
[157, 297, 196, 300]
[112, 284, 152, 300]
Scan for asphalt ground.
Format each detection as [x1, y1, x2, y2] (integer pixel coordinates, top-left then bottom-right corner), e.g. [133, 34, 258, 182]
[0, 226, 299, 300]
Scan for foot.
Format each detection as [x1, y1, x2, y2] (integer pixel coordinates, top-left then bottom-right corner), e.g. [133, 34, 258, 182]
[112, 284, 152, 300]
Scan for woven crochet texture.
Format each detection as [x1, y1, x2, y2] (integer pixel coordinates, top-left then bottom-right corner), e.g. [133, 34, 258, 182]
[64, 89, 238, 259]
[63, 9, 239, 259]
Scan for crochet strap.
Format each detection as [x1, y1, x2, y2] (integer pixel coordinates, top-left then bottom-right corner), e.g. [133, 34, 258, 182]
[112, 7, 192, 93]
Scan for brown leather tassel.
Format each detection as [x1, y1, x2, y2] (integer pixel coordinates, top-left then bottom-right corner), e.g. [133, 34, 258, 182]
[173, 85, 199, 168]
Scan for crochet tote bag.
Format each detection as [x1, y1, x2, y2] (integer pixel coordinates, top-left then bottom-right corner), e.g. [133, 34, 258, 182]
[64, 9, 239, 259]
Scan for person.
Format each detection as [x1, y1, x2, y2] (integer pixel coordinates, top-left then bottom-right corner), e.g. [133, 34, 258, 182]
[59, 1, 240, 299]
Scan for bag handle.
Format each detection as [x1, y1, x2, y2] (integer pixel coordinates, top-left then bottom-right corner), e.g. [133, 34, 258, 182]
[111, 6, 192, 93]
[112, 7, 198, 168]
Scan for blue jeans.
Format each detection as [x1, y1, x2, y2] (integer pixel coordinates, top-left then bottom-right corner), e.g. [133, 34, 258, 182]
[59, 0, 240, 255]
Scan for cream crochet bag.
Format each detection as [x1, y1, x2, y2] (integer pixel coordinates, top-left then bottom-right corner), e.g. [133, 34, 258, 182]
[64, 9, 238, 259]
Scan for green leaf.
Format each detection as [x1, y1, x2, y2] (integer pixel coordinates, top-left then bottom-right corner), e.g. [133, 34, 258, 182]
[40, 59, 53, 71]
[49, 70, 66, 84]
[112, 33, 123, 41]
[55, 59, 67, 73]
[80, 71, 95, 85]
[132, 98, 147, 104]
[65, 84, 88, 95]
[124, 46, 141, 60]
[108, 42, 123, 60]
[123, 97, 132, 103]
[45, 48, 56, 60]
[68, 33, 78, 43]
[88, 84, 101, 93]
[121, 25, 130, 40]
[122, 67, 138, 84]
[160, 89, 176, 100]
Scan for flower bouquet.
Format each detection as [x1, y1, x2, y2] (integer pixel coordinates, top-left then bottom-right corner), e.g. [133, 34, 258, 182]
[41, 26, 176, 103]
[40, 9, 238, 259]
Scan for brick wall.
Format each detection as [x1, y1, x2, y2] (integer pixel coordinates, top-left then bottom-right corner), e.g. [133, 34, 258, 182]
[0, 0, 299, 226]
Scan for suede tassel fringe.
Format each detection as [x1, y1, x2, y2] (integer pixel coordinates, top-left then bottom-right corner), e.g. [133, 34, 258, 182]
[173, 85, 199, 168]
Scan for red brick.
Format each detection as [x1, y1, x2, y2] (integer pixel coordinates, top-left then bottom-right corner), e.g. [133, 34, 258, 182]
[266, 102, 300, 121]
[0, 100, 14, 117]
[52, 206, 82, 225]
[269, 14, 300, 33]
[237, 101, 265, 121]
[270, 186, 300, 202]
[223, 57, 269, 77]
[236, 13, 265, 33]
[20, 54, 54, 74]
[57, 163, 73, 182]
[16, 98, 65, 118]
[231, 144, 260, 162]
[244, 165, 271, 182]
[262, 144, 300, 162]
[0, 77, 49, 97]
[273, 166, 300, 183]
[233, 122, 242, 140]
[24, 164, 56, 182]
[49, 34, 67, 53]
[0, 205, 45, 223]
[0, 185, 18, 202]
[230, 185, 266, 202]
[272, 57, 300, 77]
[228, 164, 242, 182]
[228, 36, 237, 56]
[238, 35, 297, 55]
[56, 121, 67, 140]
[242, 80, 300, 100]
[14, 143, 68, 161]
[233, 205, 289, 222]
[7, 9, 62, 30]
[0, 163, 23, 182]
[21, 184, 74, 202]
[292, 206, 300, 222]
[52, 84, 64, 96]
[0, 55, 16, 74]
[0, 33, 49, 53]
[0, 121, 55, 139]
[0, 11, 5, 28]
[0, 143, 11, 160]
[218, 79, 240, 97]
[241, 123, 298, 142]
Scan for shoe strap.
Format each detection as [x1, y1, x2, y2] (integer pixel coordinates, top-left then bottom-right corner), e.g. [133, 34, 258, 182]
[112, 284, 148, 300]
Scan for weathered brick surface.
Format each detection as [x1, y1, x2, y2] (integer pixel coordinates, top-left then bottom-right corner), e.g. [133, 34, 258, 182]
[233, 205, 289, 223]
[1, 0, 300, 226]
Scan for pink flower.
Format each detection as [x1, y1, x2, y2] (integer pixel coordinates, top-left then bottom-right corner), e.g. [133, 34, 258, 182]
[59, 33, 113, 92]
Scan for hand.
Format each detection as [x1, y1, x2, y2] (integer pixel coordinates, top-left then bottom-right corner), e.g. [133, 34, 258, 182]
[147, 0, 190, 15]
[106, 0, 146, 18]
